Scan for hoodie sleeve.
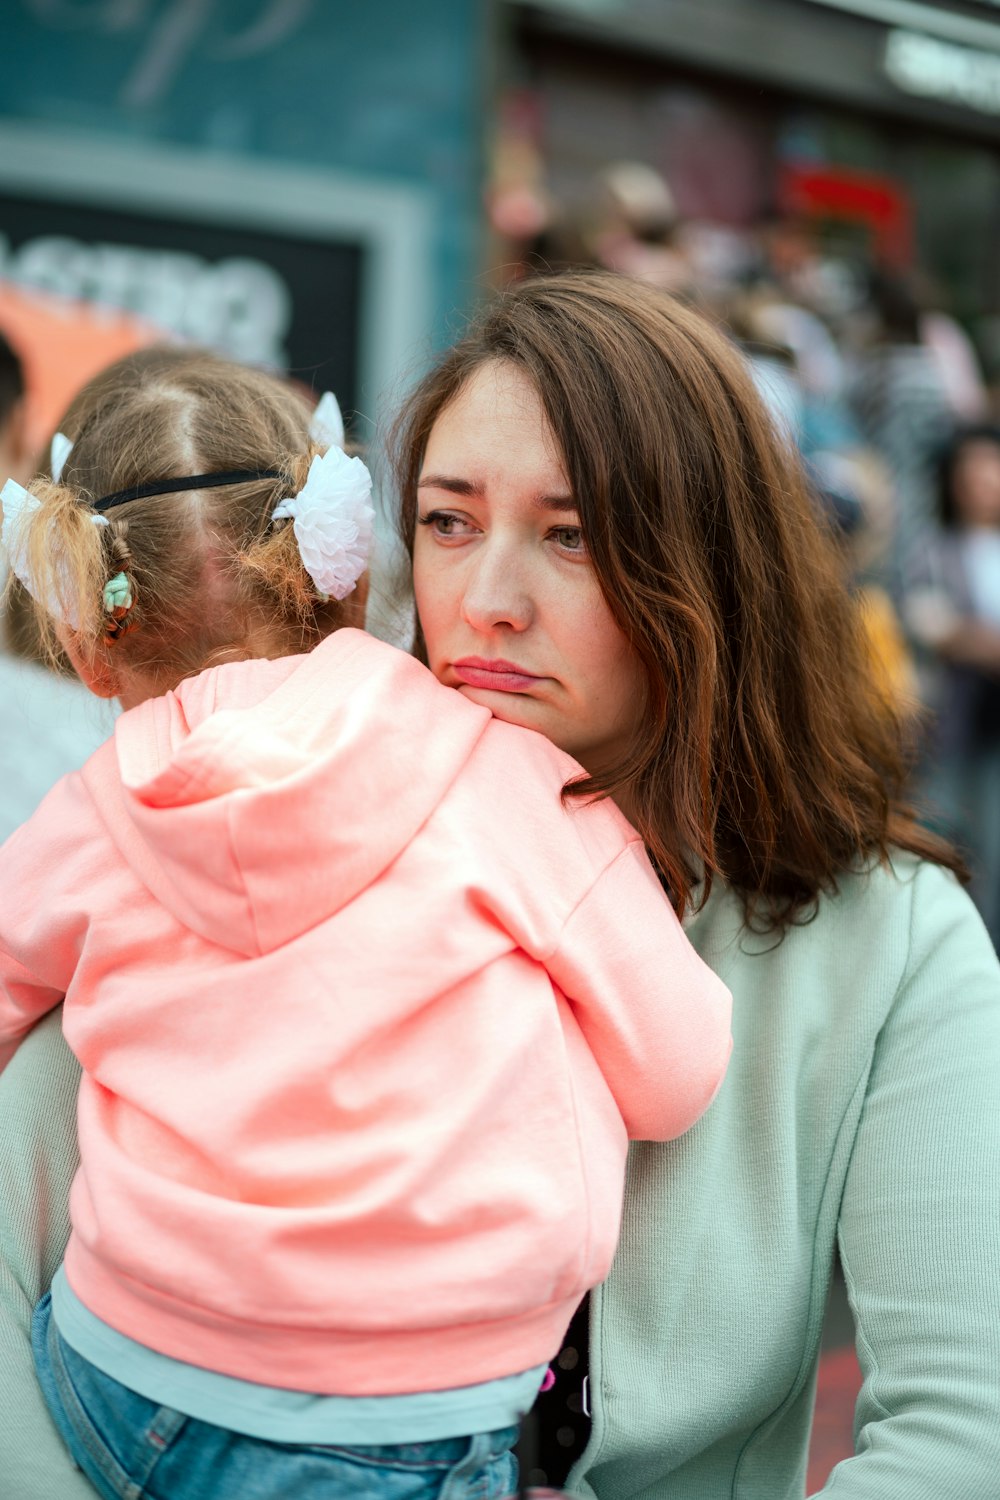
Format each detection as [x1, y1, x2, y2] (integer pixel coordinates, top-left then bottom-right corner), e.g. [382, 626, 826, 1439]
[0, 772, 106, 1071]
[545, 841, 732, 1142]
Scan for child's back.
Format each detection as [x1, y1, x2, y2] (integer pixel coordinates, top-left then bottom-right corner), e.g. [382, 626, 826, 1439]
[3, 626, 729, 1396]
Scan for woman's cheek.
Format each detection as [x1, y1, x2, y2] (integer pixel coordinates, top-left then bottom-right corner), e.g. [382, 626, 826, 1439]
[413, 574, 446, 671]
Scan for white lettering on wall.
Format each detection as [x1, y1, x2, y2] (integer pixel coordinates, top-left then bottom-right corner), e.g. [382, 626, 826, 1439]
[0, 233, 293, 366]
[804, 0, 1000, 55]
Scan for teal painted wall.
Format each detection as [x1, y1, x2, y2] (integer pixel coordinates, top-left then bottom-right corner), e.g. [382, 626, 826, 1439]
[0, 0, 489, 349]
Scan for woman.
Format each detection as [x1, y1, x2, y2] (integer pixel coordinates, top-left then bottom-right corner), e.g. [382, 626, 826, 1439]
[2, 272, 999, 1498]
[904, 423, 1000, 947]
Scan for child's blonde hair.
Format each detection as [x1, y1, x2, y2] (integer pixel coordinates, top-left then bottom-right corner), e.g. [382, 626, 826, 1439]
[6, 347, 361, 692]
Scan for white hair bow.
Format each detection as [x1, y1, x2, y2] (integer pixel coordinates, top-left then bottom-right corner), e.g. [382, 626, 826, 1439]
[268, 390, 371, 601]
[50, 430, 73, 483]
[1, 476, 106, 628]
[271, 445, 373, 601]
[309, 391, 346, 450]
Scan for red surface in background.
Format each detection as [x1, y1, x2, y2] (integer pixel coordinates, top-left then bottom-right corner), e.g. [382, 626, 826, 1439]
[0, 282, 159, 453]
[808, 1346, 863, 1492]
[779, 163, 914, 268]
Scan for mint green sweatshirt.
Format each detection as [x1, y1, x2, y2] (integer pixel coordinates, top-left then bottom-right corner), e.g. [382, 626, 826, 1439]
[570, 855, 1000, 1499]
[1, 856, 999, 1498]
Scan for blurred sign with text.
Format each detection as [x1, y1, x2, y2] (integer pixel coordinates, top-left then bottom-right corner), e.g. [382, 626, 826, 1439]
[885, 26, 1000, 112]
[0, 190, 362, 407]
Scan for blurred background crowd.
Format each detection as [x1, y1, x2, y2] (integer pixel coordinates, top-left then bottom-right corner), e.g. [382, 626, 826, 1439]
[3, 0, 1000, 925]
[3, 0, 1000, 1483]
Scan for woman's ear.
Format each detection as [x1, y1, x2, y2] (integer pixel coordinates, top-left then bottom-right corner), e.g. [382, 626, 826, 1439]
[343, 570, 370, 631]
[57, 628, 123, 700]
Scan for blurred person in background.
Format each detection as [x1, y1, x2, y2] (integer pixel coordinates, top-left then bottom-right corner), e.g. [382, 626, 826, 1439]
[824, 473, 919, 728]
[849, 266, 955, 588]
[916, 275, 989, 427]
[903, 424, 1000, 947]
[730, 290, 917, 730]
[589, 162, 694, 298]
[730, 286, 856, 460]
[0, 331, 31, 491]
[0, 330, 113, 842]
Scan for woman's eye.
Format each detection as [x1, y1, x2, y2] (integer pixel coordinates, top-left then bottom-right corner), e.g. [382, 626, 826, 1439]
[551, 525, 587, 555]
[417, 509, 476, 539]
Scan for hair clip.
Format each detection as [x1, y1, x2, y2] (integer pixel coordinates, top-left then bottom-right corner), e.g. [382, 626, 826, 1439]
[103, 572, 133, 614]
[271, 446, 373, 601]
[103, 571, 136, 640]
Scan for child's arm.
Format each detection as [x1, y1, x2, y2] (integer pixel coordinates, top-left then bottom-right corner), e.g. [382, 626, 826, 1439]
[0, 772, 104, 1070]
[545, 840, 732, 1141]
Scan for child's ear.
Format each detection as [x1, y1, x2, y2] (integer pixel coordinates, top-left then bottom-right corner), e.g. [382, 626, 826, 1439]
[57, 628, 123, 700]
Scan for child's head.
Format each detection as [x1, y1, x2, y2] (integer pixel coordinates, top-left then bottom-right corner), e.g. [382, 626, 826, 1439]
[1, 347, 370, 705]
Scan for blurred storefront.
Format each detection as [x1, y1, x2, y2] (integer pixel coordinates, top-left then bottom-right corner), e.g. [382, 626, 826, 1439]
[497, 0, 1000, 334]
[0, 0, 491, 428]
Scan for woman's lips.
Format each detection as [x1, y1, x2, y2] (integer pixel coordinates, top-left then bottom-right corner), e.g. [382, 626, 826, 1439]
[452, 658, 544, 693]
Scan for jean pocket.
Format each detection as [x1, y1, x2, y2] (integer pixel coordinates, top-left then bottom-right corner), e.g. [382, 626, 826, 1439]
[302, 1429, 518, 1498]
[32, 1295, 187, 1500]
[304, 1436, 470, 1471]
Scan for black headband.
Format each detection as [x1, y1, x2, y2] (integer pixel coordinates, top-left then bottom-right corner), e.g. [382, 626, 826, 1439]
[93, 469, 285, 514]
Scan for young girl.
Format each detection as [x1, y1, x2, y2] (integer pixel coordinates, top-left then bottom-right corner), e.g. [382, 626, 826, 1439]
[0, 350, 731, 1500]
[904, 423, 1000, 945]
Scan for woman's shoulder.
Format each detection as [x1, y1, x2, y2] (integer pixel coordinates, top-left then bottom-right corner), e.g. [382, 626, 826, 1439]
[835, 849, 983, 946]
[836, 848, 967, 918]
[680, 855, 999, 1141]
[688, 852, 994, 1022]
[696, 849, 971, 935]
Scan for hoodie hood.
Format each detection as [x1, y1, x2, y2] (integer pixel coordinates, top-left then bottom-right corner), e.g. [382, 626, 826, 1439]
[84, 631, 491, 957]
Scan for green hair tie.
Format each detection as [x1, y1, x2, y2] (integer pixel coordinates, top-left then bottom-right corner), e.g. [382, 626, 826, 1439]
[103, 572, 133, 614]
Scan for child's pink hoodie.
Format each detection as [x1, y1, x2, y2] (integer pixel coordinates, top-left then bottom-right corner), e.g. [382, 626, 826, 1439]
[0, 630, 731, 1395]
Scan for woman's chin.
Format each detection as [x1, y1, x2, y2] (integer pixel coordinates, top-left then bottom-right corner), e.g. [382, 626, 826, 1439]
[456, 682, 549, 734]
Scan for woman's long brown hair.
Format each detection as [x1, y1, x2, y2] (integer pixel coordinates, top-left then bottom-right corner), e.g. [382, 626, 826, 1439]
[392, 271, 960, 932]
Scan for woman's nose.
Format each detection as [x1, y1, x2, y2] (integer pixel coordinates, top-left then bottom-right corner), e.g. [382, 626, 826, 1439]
[460, 543, 534, 634]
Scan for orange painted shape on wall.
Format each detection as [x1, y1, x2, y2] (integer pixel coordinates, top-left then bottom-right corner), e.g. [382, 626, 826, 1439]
[0, 282, 165, 456]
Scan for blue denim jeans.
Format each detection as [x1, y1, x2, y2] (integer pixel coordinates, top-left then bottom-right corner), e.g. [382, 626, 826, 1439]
[33, 1294, 519, 1500]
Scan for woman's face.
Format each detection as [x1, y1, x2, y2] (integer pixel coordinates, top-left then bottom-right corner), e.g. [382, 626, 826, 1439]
[413, 361, 647, 774]
[951, 439, 1000, 529]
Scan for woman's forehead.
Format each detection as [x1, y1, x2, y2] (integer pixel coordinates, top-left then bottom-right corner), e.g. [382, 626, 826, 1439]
[423, 363, 568, 488]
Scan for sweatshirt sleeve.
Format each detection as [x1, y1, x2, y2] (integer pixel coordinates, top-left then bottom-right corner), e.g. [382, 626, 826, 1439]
[545, 841, 732, 1142]
[0, 772, 105, 1071]
[821, 863, 1000, 1497]
[0, 1008, 94, 1498]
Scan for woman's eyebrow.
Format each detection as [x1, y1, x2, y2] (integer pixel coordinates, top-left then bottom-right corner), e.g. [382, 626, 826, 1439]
[417, 475, 482, 495]
[417, 475, 577, 512]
